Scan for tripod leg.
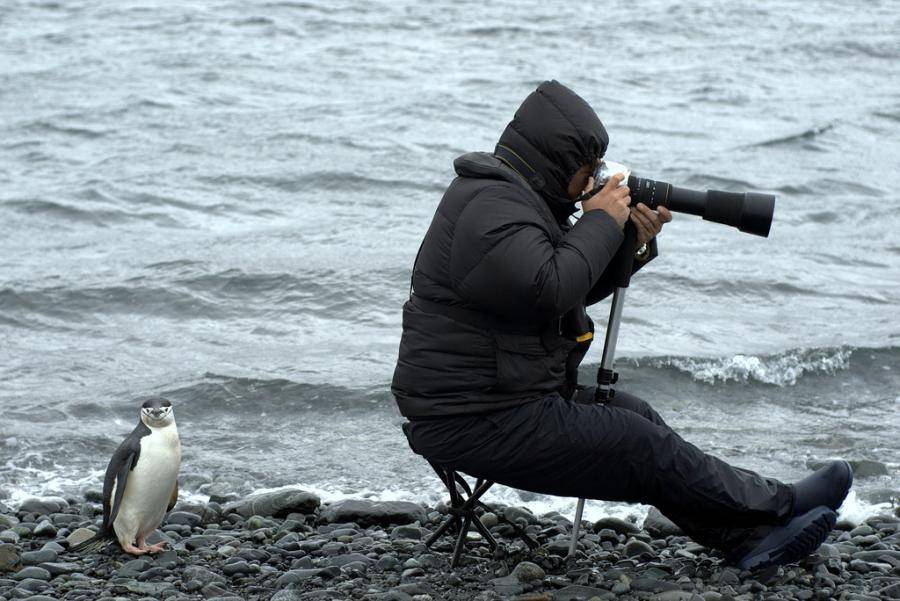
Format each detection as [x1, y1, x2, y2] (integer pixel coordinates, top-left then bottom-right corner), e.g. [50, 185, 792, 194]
[569, 498, 585, 557]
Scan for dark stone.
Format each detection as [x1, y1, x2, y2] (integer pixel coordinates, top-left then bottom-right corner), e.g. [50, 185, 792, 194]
[318, 500, 426, 527]
[624, 538, 655, 558]
[390, 525, 422, 540]
[0, 515, 19, 529]
[222, 560, 252, 576]
[593, 517, 640, 536]
[376, 555, 399, 571]
[651, 593, 697, 601]
[184, 534, 236, 550]
[0, 543, 20, 573]
[326, 553, 373, 567]
[552, 585, 615, 600]
[18, 497, 68, 516]
[39, 561, 80, 577]
[511, 560, 545, 583]
[116, 558, 150, 578]
[631, 577, 680, 593]
[166, 511, 202, 527]
[490, 574, 523, 595]
[22, 549, 59, 566]
[807, 459, 889, 479]
[643, 508, 683, 537]
[275, 568, 328, 587]
[503, 506, 539, 525]
[13, 566, 51, 581]
[852, 550, 900, 562]
[31, 521, 56, 537]
[223, 488, 321, 518]
[400, 567, 424, 581]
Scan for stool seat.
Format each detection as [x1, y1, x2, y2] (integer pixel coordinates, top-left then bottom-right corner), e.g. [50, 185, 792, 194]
[402, 421, 538, 567]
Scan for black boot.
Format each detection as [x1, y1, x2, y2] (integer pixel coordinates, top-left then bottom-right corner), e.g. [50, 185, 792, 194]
[791, 460, 853, 516]
[725, 506, 837, 571]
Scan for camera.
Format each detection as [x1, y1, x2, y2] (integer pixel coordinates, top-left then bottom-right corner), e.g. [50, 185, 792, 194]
[579, 160, 776, 238]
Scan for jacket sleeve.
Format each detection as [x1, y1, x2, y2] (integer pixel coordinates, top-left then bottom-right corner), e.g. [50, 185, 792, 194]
[451, 186, 624, 322]
[585, 237, 658, 306]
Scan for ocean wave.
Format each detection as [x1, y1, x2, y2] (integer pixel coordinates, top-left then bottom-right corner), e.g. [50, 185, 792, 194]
[748, 123, 835, 149]
[630, 346, 859, 386]
[163, 372, 384, 415]
[0, 283, 227, 323]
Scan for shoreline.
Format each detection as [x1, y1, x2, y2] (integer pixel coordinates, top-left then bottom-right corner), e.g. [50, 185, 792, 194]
[1, 489, 898, 601]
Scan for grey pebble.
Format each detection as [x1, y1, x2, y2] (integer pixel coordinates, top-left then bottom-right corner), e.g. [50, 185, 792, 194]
[13, 566, 51, 581]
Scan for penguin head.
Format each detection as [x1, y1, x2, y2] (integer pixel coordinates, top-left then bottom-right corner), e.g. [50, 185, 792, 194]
[140, 397, 175, 427]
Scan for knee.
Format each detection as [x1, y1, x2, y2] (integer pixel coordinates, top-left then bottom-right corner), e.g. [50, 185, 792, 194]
[612, 391, 657, 421]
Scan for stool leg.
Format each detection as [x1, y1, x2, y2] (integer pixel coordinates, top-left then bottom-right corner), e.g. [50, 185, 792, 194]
[451, 514, 472, 568]
[472, 515, 498, 550]
[425, 514, 460, 548]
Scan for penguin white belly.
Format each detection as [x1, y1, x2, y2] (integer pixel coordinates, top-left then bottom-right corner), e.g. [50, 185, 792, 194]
[114, 424, 180, 544]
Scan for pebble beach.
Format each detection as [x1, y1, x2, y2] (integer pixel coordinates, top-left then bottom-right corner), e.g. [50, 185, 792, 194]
[1, 490, 899, 601]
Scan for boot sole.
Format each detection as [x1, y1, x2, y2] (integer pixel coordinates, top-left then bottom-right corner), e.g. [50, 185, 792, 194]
[737, 506, 836, 571]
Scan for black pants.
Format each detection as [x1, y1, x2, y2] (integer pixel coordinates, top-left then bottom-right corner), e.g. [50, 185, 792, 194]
[407, 388, 795, 551]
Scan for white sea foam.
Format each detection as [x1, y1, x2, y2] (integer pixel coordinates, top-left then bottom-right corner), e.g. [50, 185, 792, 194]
[641, 347, 853, 386]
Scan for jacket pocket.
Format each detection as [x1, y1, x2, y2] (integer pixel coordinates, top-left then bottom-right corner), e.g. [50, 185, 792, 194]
[492, 332, 575, 394]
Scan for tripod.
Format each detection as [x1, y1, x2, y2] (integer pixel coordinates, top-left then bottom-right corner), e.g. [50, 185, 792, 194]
[568, 222, 639, 557]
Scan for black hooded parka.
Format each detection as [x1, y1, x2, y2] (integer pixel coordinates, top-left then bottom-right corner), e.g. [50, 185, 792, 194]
[392, 80, 651, 418]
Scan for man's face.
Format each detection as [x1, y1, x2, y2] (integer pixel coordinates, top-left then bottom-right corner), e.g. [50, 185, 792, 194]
[566, 159, 601, 200]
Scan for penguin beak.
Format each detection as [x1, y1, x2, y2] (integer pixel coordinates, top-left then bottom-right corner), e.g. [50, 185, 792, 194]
[151, 410, 165, 419]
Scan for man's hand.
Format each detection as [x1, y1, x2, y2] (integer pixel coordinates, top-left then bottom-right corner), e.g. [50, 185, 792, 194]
[581, 173, 630, 228]
[630, 203, 672, 245]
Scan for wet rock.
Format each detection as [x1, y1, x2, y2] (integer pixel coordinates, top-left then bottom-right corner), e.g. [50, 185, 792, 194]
[0, 515, 19, 529]
[503, 506, 538, 525]
[222, 560, 253, 575]
[0, 529, 20, 544]
[65, 527, 97, 548]
[326, 552, 373, 567]
[223, 487, 321, 518]
[490, 574, 524, 595]
[512, 560, 545, 583]
[624, 538, 655, 558]
[13, 566, 51, 581]
[184, 534, 236, 550]
[632, 577, 680, 593]
[643, 507, 683, 537]
[18, 497, 68, 516]
[166, 511, 202, 527]
[31, 521, 56, 537]
[480, 512, 499, 528]
[20, 549, 57, 567]
[0, 543, 20, 572]
[652, 593, 698, 601]
[850, 460, 889, 479]
[116, 558, 150, 578]
[551, 584, 615, 600]
[39, 561, 80, 577]
[319, 500, 426, 527]
[592, 516, 640, 536]
[390, 525, 423, 540]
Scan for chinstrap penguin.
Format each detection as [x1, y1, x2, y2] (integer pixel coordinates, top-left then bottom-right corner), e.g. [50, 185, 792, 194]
[70, 397, 181, 555]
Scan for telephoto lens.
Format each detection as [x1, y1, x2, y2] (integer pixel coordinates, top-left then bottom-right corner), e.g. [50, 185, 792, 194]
[590, 161, 776, 237]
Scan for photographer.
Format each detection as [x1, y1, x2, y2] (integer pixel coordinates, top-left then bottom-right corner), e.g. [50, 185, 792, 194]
[391, 81, 851, 569]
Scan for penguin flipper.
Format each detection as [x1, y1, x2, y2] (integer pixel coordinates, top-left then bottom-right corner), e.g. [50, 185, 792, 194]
[106, 451, 136, 533]
[168, 480, 178, 512]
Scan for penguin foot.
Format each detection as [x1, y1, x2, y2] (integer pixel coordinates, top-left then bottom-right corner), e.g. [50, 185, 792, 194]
[121, 543, 148, 555]
[145, 542, 167, 553]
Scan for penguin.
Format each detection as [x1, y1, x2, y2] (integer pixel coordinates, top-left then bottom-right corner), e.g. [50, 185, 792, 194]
[71, 397, 181, 555]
